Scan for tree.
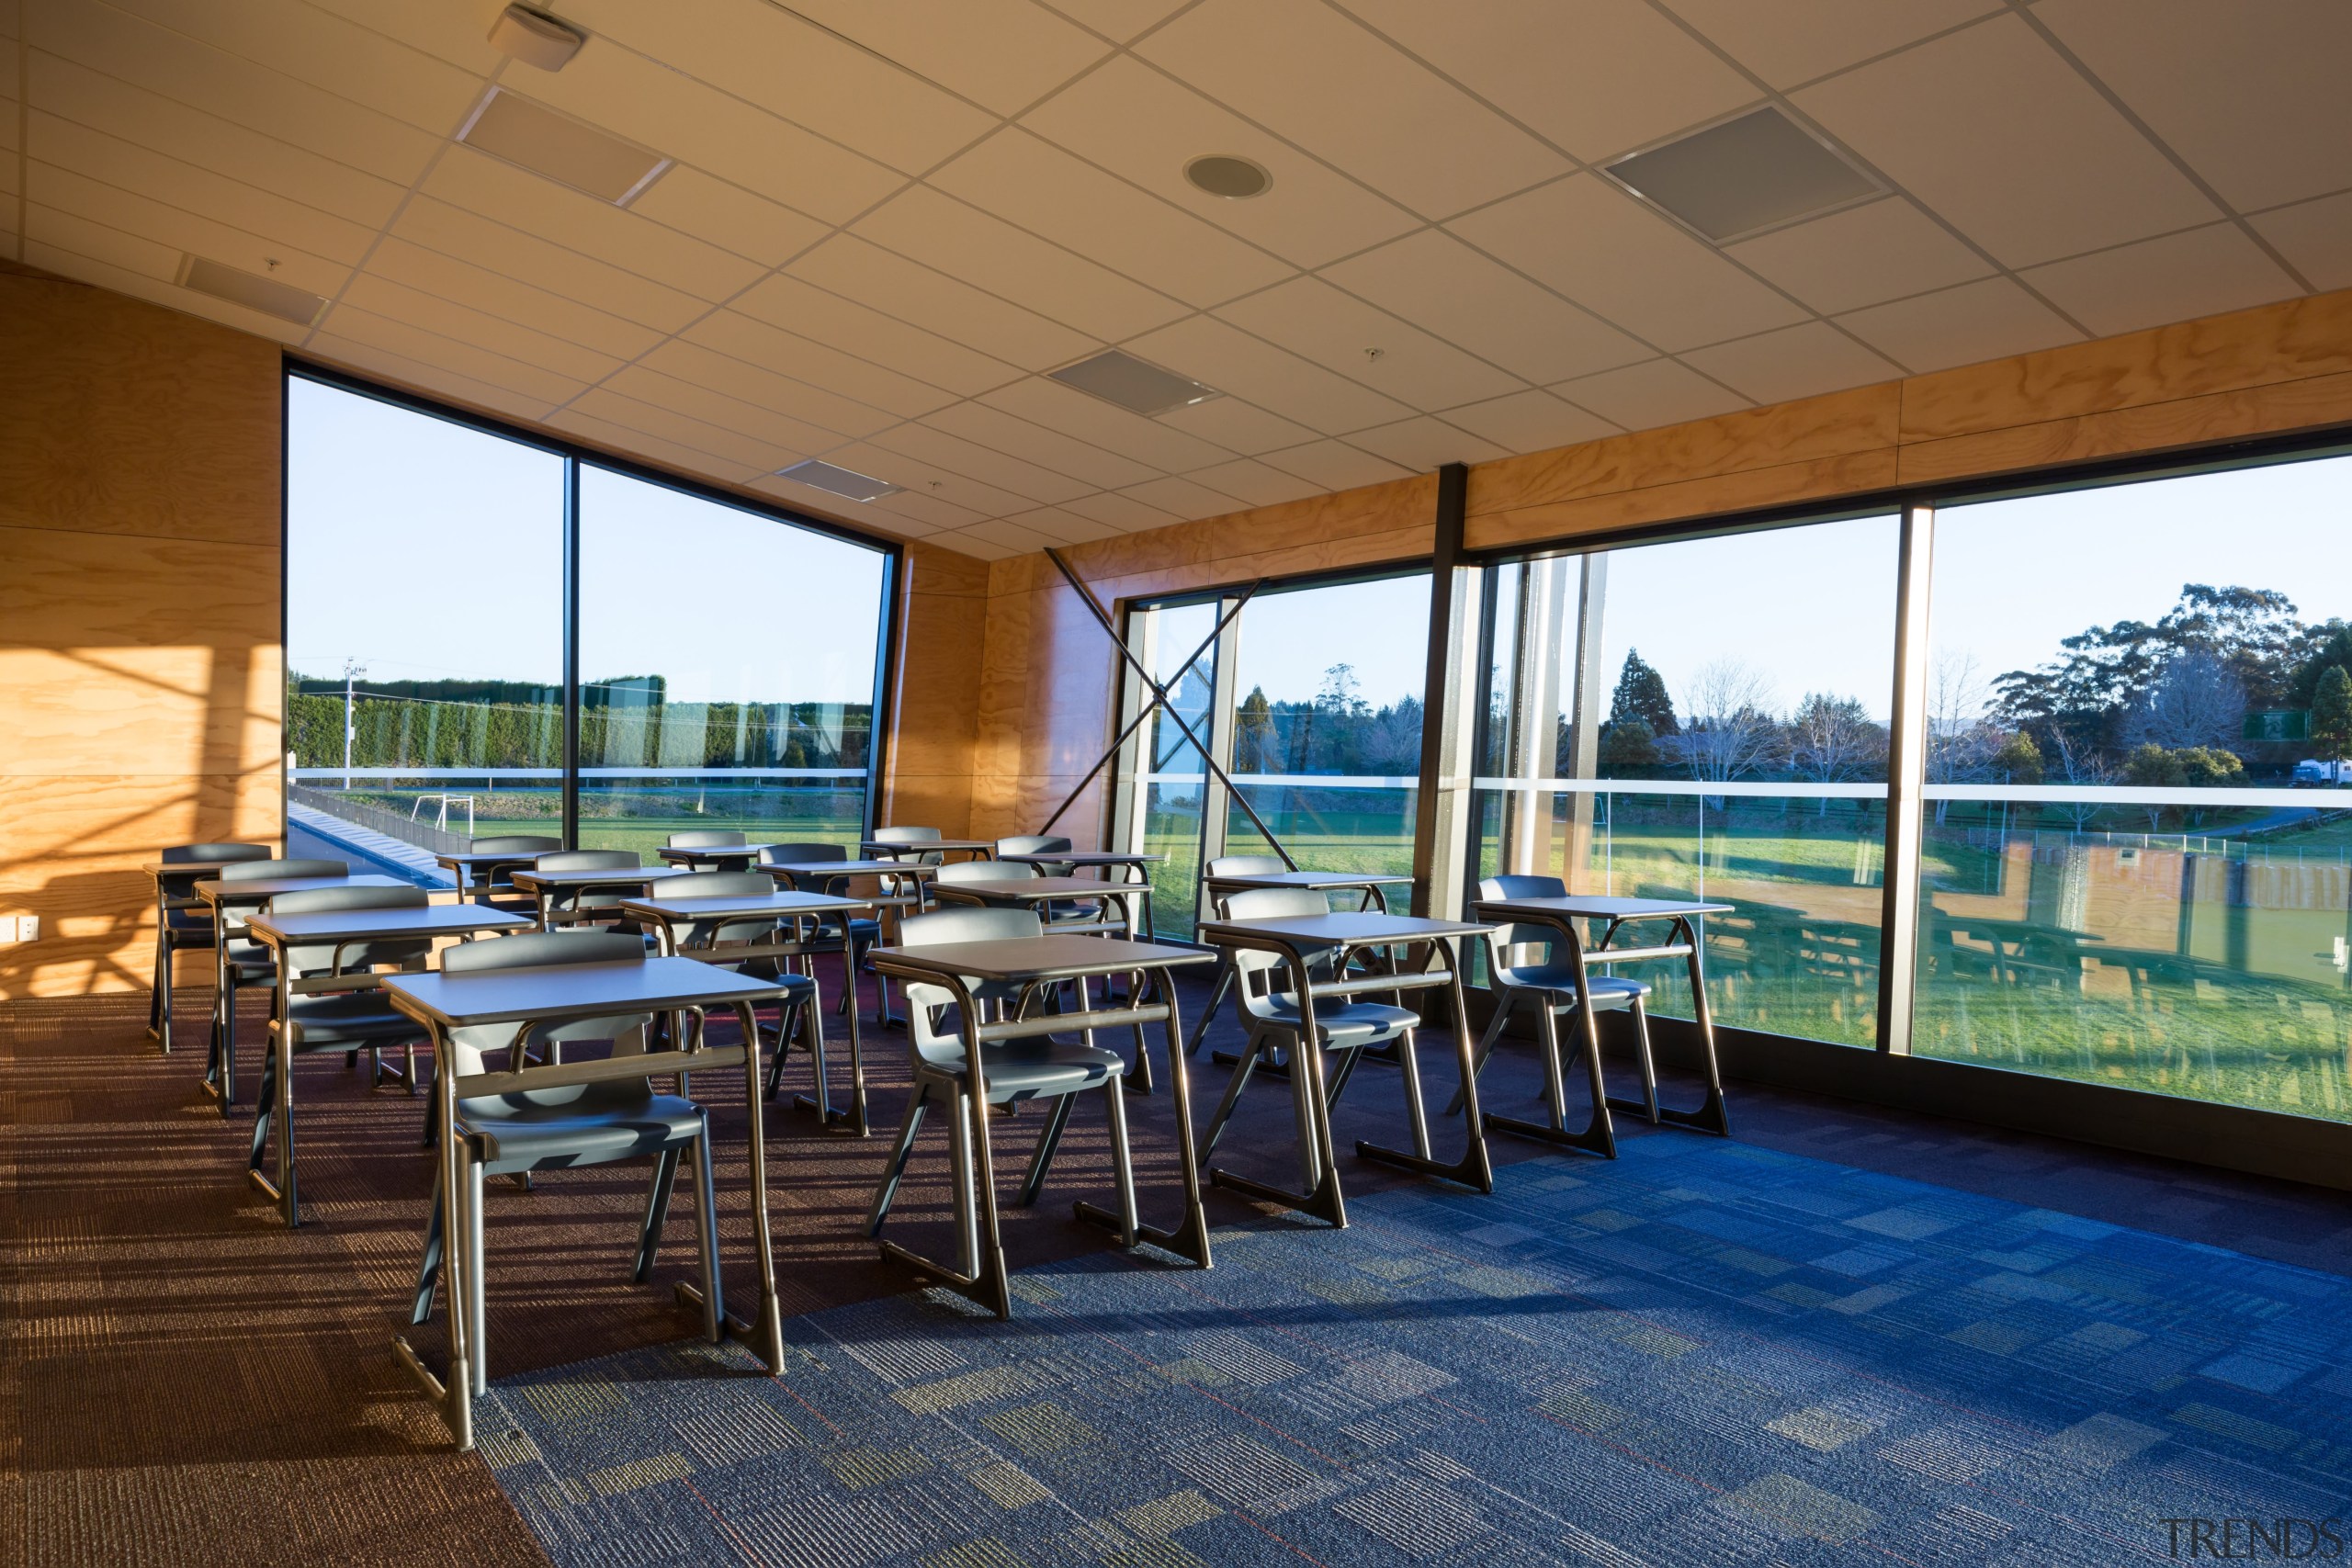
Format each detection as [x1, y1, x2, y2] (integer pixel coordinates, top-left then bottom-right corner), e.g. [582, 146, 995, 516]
[2120, 647, 2245, 752]
[2048, 728, 2112, 833]
[2314, 665, 2352, 762]
[1927, 651, 1997, 823]
[2291, 624, 2352, 707]
[1789, 693, 1878, 815]
[1609, 649, 1678, 736]
[1991, 729, 2043, 784]
[1233, 686, 1273, 772]
[1598, 716, 1658, 771]
[1670, 658, 1781, 785]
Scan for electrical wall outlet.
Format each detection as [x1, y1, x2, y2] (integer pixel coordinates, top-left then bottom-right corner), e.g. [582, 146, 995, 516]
[14, 915, 37, 942]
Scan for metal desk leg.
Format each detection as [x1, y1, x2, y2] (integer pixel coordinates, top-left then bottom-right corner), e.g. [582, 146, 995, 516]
[394, 1032, 475, 1450]
[1210, 942, 1348, 1228]
[676, 1000, 788, 1369]
[1358, 943, 1495, 1191]
[1484, 922, 1616, 1158]
[1078, 971, 1215, 1269]
[1641, 916, 1729, 1135]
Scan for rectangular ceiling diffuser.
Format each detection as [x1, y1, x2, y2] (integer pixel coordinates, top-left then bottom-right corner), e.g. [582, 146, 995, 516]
[175, 254, 327, 326]
[1048, 350, 1221, 417]
[777, 459, 904, 503]
[457, 86, 671, 205]
[1604, 107, 1881, 244]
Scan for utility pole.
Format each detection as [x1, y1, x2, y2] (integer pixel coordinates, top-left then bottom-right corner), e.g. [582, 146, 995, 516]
[342, 658, 366, 790]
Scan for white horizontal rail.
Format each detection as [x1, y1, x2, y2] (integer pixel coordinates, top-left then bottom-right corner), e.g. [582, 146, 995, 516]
[1468, 776, 2351, 808]
[1472, 777, 1885, 798]
[291, 767, 867, 781]
[1141, 772, 1420, 790]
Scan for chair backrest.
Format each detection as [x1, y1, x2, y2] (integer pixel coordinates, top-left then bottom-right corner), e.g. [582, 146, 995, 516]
[658, 871, 780, 949]
[267, 883, 430, 975]
[761, 841, 846, 864]
[872, 826, 943, 844]
[1479, 874, 1568, 967]
[440, 930, 654, 1071]
[538, 850, 641, 871]
[996, 834, 1073, 876]
[161, 842, 272, 865]
[1220, 887, 1335, 1014]
[667, 829, 747, 848]
[935, 859, 1034, 886]
[1207, 854, 1285, 878]
[471, 835, 559, 853]
[895, 905, 1043, 1056]
[220, 857, 347, 883]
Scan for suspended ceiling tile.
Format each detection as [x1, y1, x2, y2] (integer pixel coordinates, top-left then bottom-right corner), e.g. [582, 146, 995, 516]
[865, 421, 1097, 506]
[1137, 0, 1569, 220]
[788, 231, 1099, 372]
[1126, 314, 1415, 437]
[1058, 488, 1181, 530]
[102, 0, 485, 133]
[390, 197, 710, 333]
[1340, 0, 1758, 164]
[1552, 357, 1749, 431]
[1120, 474, 1247, 521]
[731, 272, 1023, 399]
[29, 109, 380, 265]
[980, 376, 1238, 472]
[1320, 228, 1651, 386]
[1003, 508, 1122, 545]
[1035, 0, 1191, 44]
[2018, 222, 2303, 340]
[682, 311, 960, 422]
[27, 158, 347, 299]
[300, 0, 511, 76]
[936, 530, 1020, 560]
[364, 236, 665, 363]
[1215, 275, 1523, 414]
[1679, 320, 1904, 404]
[29, 0, 442, 184]
[320, 301, 592, 407]
[29, 52, 407, 228]
[421, 147, 767, 303]
[853, 183, 1189, 343]
[821, 438, 1039, 517]
[1666, 0, 2000, 90]
[626, 164, 830, 268]
[1154, 394, 1319, 458]
[638, 338, 903, 443]
[1792, 14, 2219, 269]
[515, 35, 901, 226]
[2252, 190, 2352, 293]
[1724, 196, 1992, 315]
[339, 271, 627, 386]
[2036, 0, 2352, 215]
[921, 401, 1162, 491]
[563, 0, 994, 175]
[1255, 438, 1415, 492]
[844, 485, 981, 531]
[1340, 415, 1508, 473]
[930, 127, 1294, 310]
[566, 384, 801, 473]
[1833, 275, 2082, 373]
[602, 363, 856, 457]
[26, 224, 310, 344]
[1452, 174, 1808, 352]
[306, 330, 560, 425]
[1435, 389, 1619, 453]
[549, 403, 772, 485]
[1183, 458, 1324, 509]
[787, 0, 1111, 118]
[1017, 54, 1418, 270]
[960, 516, 1069, 554]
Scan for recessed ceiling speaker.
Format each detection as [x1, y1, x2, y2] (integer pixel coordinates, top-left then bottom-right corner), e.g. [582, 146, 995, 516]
[1604, 106, 1881, 243]
[174, 254, 327, 326]
[1048, 349, 1222, 417]
[1184, 154, 1272, 199]
[456, 86, 672, 205]
[776, 459, 904, 503]
[487, 5, 585, 72]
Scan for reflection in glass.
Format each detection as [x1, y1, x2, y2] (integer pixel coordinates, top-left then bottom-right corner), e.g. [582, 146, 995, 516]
[1127, 601, 1217, 939]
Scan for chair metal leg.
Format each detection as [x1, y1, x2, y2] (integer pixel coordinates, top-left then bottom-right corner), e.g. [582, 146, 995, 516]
[1485, 1001, 1616, 1157]
[1393, 1028, 1434, 1160]
[1102, 1078, 1139, 1247]
[466, 1157, 489, 1396]
[634, 1146, 682, 1283]
[1195, 1035, 1261, 1166]
[945, 1088, 981, 1281]
[687, 1131, 724, 1343]
[411, 1163, 445, 1325]
[1447, 990, 1519, 1116]
[865, 1087, 931, 1235]
[1014, 1093, 1076, 1208]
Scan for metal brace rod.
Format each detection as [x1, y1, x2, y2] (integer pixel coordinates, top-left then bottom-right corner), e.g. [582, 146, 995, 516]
[1040, 547, 1297, 870]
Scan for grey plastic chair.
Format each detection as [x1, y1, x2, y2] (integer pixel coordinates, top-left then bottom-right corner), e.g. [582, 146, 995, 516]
[150, 842, 271, 1055]
[648, 871, 827, 1103]
[410, 931, 725, 1396]
[934, 858, 1111, 931]
[870, 825, 946, 867]
[668, 829, 748, 848]
[1456, 874, 1658, 1146]
[1203, 853, 1286, 919]
[1195, 887, 1421, 1188]
[532, 849, 648, 931]
[457, 835, 558, 912]
[248, 883, 436, 1224]
[865, 906, 1137, 1309]
[207, 857, 349, 1114]
[995, 834, 1074, 878]
[761, 842, 885, 1019]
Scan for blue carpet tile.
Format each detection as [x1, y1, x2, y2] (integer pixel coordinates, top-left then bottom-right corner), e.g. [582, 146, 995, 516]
[477, 1138, 2352, 1566]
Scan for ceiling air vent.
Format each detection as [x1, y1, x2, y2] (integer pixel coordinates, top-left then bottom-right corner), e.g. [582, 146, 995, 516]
[1604, 106, 1880, 244]
[776, 459, 904, 503]
[457, 87, 671, 206]
[1048, 349, 1221, 417]
[175, 254, 327, 326]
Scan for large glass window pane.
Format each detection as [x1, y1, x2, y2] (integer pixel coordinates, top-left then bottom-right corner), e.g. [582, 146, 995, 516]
[285, 378, 564, 884]
[1474, 519, 1899, 1045]
[1916, 457, 2352, 1117]
[1224, 574, 1430, 886]
[576, 468, 887, 863]
[1122, 600, 1219, 938]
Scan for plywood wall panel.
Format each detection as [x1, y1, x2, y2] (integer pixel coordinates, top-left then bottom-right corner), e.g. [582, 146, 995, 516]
[1470, 450, 1902, 552]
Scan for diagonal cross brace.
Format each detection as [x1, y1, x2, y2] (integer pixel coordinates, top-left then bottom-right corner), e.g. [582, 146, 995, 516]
[1037, 549, 1298, 871]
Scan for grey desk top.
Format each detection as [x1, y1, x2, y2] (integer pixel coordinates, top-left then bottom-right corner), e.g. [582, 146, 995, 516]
[655, 843, 774, 863]
[244, 904, 532, 947]
[1197, 912, 1487, 949]
[434, 850, 554, 869]
[196, 874, 408, 905]
[146, 858, 272, 878]
[933, 876, 1137, 901]
[998, 851, 1166, 868]
[510, 865, 685, 890]
[1203, 869, 1414, 890]
[863, 838, 995, 854]
[1477, 895, 1733, 920]
[761, 859, 937, 880]
[620, 890, 866, 923]
[382, 956, 786, 1030]
[867, 935, 1213, 984]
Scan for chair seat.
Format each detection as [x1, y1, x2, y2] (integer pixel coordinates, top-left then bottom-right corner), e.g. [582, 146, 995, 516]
[459, 1088, 705, 1171]
[1260, 998, 1417, 1046]
[1044, 902, 1114, 926]
[706, 963, 820, 998]
[915, 1037, 1124, 1103]
[1495, 966, 1651, 1008]
[281, 991, 423, 1047]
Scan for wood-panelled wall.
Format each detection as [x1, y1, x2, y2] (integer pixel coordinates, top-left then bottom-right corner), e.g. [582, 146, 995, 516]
[0, 262, 286, 998]
[914, 286, 2352, 850]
